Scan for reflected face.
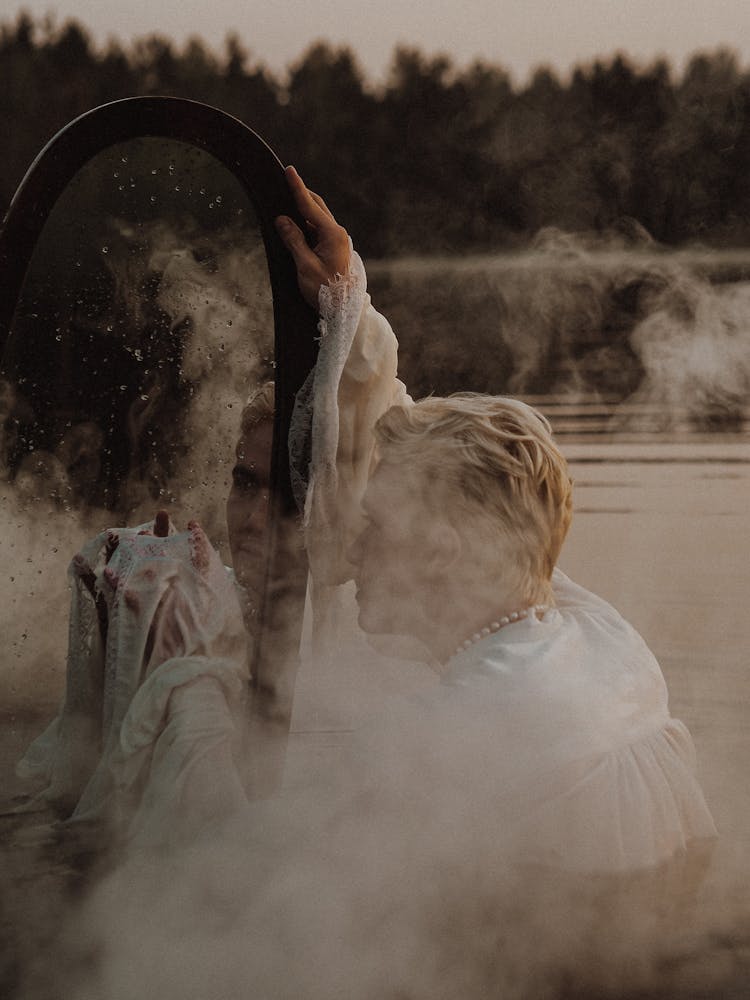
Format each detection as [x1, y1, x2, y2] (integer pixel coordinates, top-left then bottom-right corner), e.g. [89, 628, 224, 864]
[226, 419, 274, 622]
[348, 461, 435, 638]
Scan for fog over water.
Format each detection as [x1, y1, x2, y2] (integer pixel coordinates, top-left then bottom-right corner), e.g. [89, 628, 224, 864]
[1, 241, 750, 998]
[36, 451, 750, 1000]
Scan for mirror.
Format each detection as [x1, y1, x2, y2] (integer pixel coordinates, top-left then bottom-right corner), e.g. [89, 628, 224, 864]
[0, 98, 318, 731]
[3, 136, 273, 543]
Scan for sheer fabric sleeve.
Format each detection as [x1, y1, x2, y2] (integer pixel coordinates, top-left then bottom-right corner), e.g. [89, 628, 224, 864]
[551, 567, 624, 618]
[298, 250, 411, 586]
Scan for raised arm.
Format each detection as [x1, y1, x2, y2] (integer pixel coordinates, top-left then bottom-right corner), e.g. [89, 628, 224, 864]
[275, 168, 410, 585]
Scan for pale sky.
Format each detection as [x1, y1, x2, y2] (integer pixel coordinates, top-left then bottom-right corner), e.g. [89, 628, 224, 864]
[2, 0, 749, 85]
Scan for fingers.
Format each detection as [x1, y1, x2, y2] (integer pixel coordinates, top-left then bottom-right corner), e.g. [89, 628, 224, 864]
[274, 215, 326, 307]
[154, 510, 170, 538]
[276, 215, 317, 258]
[276, 215, 332, 274]
[309, 190, 334, 221]
[284, 165, 332, 227]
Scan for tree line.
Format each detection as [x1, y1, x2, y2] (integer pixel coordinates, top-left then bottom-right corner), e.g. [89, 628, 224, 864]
[4, 12, 750, 256]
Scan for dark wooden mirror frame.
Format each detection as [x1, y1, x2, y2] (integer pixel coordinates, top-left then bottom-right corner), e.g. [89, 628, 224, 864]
[0, 95, 319, 732]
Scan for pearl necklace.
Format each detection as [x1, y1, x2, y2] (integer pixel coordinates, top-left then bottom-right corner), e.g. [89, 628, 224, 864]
[453, 604, 549, 657]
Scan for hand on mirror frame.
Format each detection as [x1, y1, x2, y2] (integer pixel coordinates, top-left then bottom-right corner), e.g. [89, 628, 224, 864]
[275, 165, 351, 310]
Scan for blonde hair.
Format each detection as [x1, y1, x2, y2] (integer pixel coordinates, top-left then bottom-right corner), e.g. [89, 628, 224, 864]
[374, 393, 573, 598]
[240, 380, 275, 435]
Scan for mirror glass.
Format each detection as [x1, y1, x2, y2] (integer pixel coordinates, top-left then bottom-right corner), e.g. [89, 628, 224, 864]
[1, 137, 274, 712]
[3, 137, 274, 539]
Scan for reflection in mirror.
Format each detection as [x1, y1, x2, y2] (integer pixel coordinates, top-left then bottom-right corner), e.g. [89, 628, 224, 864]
[4, 137, 274, 539]
[1, 137, 274, 712]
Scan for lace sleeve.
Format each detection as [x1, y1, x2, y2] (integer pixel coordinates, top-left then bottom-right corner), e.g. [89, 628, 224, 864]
[290, 248, 410, 586]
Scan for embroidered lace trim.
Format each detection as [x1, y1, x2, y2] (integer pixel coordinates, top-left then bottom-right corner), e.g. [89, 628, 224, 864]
[288, 243, 367, 531]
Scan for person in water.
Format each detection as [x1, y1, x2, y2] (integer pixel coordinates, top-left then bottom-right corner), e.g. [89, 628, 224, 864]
[273, 166, 716, 875]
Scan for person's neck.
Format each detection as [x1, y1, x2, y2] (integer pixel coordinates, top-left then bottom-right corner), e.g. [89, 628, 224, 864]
[424, 581, 549, 667]
[420, 594, 519, 665]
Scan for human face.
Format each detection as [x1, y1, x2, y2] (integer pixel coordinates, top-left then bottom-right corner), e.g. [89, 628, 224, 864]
[226, 419, 273, 623]
[348, 461, 436, 640]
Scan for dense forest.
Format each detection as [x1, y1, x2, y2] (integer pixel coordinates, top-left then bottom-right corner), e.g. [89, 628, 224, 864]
[3, 11, 750, 256]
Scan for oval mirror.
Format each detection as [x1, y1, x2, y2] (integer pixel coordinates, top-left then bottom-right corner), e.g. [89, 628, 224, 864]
[0, 98, 318, 756]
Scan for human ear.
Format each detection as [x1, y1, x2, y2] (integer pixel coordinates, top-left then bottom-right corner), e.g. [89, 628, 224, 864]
[424, 522, 462, 574]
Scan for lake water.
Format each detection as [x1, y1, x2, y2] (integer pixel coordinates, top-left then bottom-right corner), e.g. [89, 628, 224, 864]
[559, 422, 750, 988]
[0, 425, 748, 999]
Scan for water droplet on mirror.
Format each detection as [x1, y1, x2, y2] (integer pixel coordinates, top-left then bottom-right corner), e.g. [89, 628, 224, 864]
[150, 195, 157, 204]
[121, 156, 128, 163]
[151, 169, 157, 175]
[113, 171, 119, 178]
[101, 246, 109, 254]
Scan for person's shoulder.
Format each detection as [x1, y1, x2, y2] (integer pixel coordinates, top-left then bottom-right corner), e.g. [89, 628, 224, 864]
[551, 567, 655, 659]
[551, 568, 667, 688]
[551, 568, 624, 621]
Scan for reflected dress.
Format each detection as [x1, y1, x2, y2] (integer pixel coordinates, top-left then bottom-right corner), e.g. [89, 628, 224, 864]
[16, 521, 250, 847]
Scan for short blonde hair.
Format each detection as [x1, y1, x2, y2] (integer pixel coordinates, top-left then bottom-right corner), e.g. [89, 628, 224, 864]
[374, 394, 572, 596]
